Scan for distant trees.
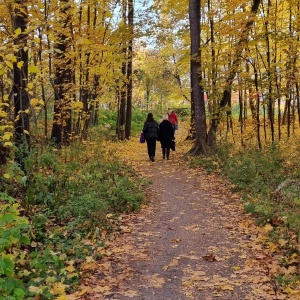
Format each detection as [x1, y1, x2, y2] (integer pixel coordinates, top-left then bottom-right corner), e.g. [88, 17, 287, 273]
[1, 0, 300, 165]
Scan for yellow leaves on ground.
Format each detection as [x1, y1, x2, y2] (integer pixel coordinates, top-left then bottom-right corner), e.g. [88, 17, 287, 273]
[122, 289, 139, 297]
[29, 282, 69, 299]
[80, 259, 99, 272]
[111, 244, 133, 254]
[284, 286, 300, 298]
[263, 223, 274, 232]
[119, 225, 132, 233]
[51, 282, 69, 296]
[147, 274, 166, 288]
[181, 224, 201, 232]
[93, 285, 111, 293]
[163, 257, 180, 270]
[139, 231, 154, 236]
[28, 285, 43, 294]
[65, 265, 76, 273]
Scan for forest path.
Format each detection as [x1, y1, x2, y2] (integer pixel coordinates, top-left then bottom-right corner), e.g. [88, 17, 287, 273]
[79, 124, 288, 300]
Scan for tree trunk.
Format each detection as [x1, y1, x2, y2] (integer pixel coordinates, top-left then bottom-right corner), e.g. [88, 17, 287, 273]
[125, 0, 133, 140]
[254, 69, 262, 150]
[263, 0, 275, 142]
[208, 0, 218, 130]
[238, 89, 243, 136]
[188, 0, 208, 155]
[296, 82, 300, 126]
[117, 0, 127, 141]
[51, 0, 72, 147]
[13, 0, 30, 169]
[118, 58, 127, 140]
[81, 3, 92, 141]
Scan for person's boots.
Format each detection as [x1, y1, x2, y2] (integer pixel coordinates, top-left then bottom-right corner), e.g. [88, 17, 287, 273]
[166, 148, 170, 160]
[162, 148, 166, 159]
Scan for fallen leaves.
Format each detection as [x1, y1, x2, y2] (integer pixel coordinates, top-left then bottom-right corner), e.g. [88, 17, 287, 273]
[202, 253, 217, 262]
[163, 257, 180, 270]
[181, 224, 201, 232]
[147, 274, 166, 288]
[92, 285, 111, 293]
[121, 289, 139, 297]
[64, 125, 300, 299]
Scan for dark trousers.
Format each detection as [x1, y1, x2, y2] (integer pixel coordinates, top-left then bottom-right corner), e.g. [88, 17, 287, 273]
[146, 138, 156, 158]
[162, 148, 170, 159]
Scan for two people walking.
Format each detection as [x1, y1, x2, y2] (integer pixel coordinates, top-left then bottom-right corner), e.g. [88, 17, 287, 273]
[142, 112, 177, 162]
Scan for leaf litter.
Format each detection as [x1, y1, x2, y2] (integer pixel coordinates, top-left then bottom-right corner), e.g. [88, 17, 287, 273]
[67, 126, 300, 300]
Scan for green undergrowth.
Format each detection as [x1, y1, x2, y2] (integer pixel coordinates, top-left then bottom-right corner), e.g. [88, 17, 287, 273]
[190, 141, 300, 286]
[0, 132, 146, 299]
[98, 108, 147, 135]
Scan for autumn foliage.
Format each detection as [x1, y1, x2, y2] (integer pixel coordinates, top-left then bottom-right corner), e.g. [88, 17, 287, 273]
[1, 0, 300, 298]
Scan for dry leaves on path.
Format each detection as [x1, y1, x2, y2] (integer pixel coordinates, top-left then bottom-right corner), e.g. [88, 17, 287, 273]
[68, 126, 299, 300]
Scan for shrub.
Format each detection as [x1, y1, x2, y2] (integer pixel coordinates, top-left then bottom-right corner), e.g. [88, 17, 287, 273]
[0, 193, 29, 299]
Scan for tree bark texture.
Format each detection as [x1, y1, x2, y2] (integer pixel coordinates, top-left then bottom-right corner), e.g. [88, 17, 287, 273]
[188, 0, 208, 154]
[51, 0, 73, 146]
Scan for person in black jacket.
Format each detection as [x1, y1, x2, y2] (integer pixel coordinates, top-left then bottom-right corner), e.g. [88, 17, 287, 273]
[158, 114, 175, 160]
[143, 113, 159, 162]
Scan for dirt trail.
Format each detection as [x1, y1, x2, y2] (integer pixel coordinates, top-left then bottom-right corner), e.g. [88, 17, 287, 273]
[80, 126, 288, 300]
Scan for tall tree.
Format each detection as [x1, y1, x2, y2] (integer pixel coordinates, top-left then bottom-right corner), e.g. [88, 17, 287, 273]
[13, 0, 30, 167]
[125, 0, 133, 139]
[51, 0, 73, 146]
[117, 0, 128, 140]
[262, 0, 275, 142]
[188, 0, 208, 154]
[79, 0, 92, 140]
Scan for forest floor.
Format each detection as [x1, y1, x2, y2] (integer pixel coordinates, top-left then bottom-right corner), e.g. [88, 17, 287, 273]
[73, 125, 294, 300]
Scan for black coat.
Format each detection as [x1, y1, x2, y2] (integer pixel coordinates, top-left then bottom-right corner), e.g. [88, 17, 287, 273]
[143, 121, 159, 139]
[158, 120, 174, 148]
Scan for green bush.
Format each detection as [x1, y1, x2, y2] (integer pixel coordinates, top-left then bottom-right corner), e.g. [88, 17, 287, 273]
[98, 109, 118, 130]
[14, 140, 145, 256]
[221, 143, 284, 196]
[0, 193, 29, 299]
[131, 109, 151, 134]
[0, 123, 147, 299]
[190, 154, 220, 174]
[97, 108, 160, 137]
